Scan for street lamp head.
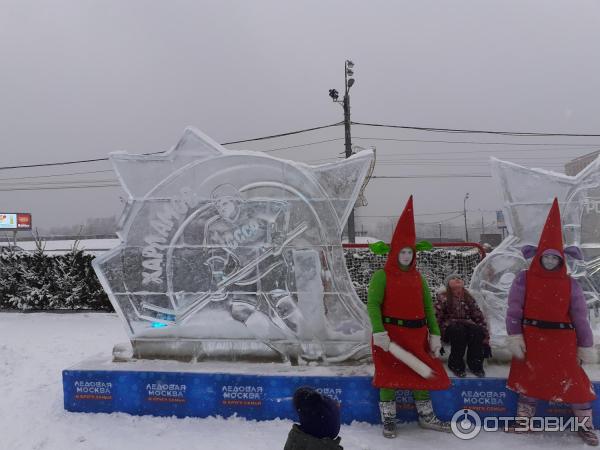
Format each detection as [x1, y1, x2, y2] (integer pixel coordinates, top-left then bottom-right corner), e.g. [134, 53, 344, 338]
[328, 89, 339, 101]
[346, 60, 354, 68]
[347, 78, 355, 89]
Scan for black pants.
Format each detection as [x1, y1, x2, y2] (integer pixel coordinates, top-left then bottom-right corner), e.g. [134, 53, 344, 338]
[444, 322, 485, 372]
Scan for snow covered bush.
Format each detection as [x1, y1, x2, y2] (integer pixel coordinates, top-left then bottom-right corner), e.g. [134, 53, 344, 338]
[0, 250, 112, 311]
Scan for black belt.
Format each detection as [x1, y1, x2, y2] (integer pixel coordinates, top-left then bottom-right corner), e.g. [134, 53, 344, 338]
[383, 316, 427, 328]
[523, 318, 574, 330]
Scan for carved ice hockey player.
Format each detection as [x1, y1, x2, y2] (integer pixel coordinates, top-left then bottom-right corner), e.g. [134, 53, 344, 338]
[203, 183, 303, 341]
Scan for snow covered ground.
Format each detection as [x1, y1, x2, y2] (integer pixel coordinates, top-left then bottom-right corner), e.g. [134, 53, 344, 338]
[0, 312, 596, 449]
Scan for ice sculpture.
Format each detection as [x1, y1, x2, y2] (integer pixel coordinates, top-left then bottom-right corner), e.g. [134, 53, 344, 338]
[93, 127, 374, 364]
[470, 157, 600, 349]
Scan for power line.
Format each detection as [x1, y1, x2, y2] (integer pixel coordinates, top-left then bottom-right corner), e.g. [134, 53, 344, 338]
[0, 157, 113, 171]
[418, 214, 465, 225]
[0, 172, 496, 189]
[375, 154, 585, 160]
[358, 209, 499, 219]
[0, 173, 493, 191]
[0, 126, 591, 183]
[260, 138, 344, 153]
[353, 136, 600, 147]
[355, 146, 600, 159]
[0, 123, 343, 172]
[0, 179, 116, 186]
[375, 159, 567, 164]
[357, 210, 463, 218]
[351, 121, 600, 137]
[0, 170, 115, 182]
[221, 122, 342, 145]
[0, 183, 119, 192]
[3, 125, 597, 173]
[372, 174, 491, 179]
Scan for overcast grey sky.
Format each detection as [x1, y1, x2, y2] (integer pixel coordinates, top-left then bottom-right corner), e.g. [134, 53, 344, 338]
[1, 0, 600, 235]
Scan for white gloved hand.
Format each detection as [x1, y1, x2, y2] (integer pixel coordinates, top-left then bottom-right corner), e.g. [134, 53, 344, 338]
[429, 334, 442, 358]
[578, 347, 598, 364]
[506, 334, 526, 360]
[372, 331, 391, 351]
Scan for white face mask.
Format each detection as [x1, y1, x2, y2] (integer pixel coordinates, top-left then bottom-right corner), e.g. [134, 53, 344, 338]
[398, 247, 414, 267]
[541, 254, 561, 271]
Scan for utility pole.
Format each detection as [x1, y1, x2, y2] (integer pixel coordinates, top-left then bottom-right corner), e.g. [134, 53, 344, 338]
[329, 59, 356, 243]
[463, 193, 470, 242]
[438, 222, 442, 242]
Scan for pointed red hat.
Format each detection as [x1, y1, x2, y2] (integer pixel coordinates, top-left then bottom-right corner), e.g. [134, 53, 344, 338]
[385, 195, 416, 272]
[530, 198, 566, 276]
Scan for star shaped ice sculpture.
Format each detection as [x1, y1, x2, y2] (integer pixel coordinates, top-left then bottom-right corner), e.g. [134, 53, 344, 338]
[92, 127, 375, 363]
[470, 156, 600, 347]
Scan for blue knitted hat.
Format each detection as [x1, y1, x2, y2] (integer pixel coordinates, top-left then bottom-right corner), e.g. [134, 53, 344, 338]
[293, 386, 340, 439]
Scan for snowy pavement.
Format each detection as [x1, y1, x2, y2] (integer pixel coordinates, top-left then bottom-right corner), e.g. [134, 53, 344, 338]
[0, 312, 595, 449]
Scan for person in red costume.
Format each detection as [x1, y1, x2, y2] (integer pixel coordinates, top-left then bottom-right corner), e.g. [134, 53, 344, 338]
[506, 198, 598, 445]
[368, 196, 451, 438]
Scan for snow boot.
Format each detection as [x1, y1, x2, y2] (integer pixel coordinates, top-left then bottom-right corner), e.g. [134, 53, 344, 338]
[574, 408, 599, 446]
[505, 397, 536, 433]
[379, 401, 397, 438]
[415, 399, 451, 433]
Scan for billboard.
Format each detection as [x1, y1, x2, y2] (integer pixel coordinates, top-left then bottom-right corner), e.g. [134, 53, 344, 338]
[0, 213, 32, 230]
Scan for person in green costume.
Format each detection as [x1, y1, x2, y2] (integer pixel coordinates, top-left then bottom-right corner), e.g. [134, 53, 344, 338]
[367, 196, 451, 438]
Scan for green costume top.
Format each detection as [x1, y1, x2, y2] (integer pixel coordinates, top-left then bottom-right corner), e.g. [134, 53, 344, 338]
[366, 269, 440, 336]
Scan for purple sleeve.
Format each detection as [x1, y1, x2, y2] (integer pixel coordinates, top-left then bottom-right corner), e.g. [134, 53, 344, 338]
[506, 271, 526, 335]
[570, 278, 594, 348]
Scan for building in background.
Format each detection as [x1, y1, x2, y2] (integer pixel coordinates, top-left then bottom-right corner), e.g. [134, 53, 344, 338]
[565, 150, 600, 176]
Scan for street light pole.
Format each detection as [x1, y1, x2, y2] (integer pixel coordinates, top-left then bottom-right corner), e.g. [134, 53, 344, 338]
[463, 193, 470, 242]
[343, 62, 356, 243]
[330, 60, 356, 243]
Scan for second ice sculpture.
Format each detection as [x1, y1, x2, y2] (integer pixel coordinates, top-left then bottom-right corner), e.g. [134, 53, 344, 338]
[93, 128, 374, 363]
[470, 157, 600, 348]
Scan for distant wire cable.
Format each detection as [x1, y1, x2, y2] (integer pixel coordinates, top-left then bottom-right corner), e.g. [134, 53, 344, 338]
[371, 174, 491, 179]
[353, 136, 600, 147]
[351, 121, 600, 137]
[357, 210, 462, 218]
[351, 147, 600, 158]
[260, 138, 344, 153]
[0, 157, 113, 171]
[418, 213, 465, 225]
[221, 122, 342, 145]
[3, 123, 598, 172]
[0, 183, 119, 192]
[0, 173, 495, 189]
[0, 179, 117, 186]
[0, 123, 343, 171]
[0, 173, 493, 190]
[0, 170, 115, 182]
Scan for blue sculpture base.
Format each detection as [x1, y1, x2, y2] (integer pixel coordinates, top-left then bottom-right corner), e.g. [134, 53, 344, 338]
[63, 358, 600, 426]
